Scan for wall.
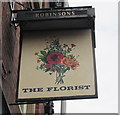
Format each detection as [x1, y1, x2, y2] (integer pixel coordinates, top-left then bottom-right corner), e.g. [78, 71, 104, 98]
[1, 1, 69, 114]
[1, 2, 48, 114]
[2, 2, 22, 113]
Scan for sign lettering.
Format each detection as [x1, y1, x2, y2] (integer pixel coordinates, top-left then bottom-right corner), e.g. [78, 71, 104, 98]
[35, 11, 75, 18]
[22, 85, 91, 93]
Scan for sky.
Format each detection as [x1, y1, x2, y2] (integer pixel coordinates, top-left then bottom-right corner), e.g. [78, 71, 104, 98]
[54, 0, 118, 113]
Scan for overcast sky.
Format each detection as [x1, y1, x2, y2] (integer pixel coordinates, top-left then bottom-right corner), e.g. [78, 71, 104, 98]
[54, 0, 118, 113]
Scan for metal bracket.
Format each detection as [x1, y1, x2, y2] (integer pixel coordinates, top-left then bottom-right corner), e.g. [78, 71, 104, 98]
[44, 101, 54, 115]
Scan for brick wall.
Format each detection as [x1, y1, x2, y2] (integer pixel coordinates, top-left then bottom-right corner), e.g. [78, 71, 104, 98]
[0, 2, 2, 71]
[0, 2, 2, 114]
[2, 2, 22, 113]
[1, 1, 66, 113]
[1, 2, 47, 114]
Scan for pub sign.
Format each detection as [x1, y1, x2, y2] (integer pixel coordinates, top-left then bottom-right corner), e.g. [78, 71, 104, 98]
[16, 7, 98, 102]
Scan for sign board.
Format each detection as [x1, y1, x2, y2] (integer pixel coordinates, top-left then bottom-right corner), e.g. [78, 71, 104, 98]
[15, 7, 95, 31]
[16, 29, 97, 102]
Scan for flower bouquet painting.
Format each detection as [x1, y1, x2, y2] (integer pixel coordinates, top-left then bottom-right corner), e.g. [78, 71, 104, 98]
[35, 40, 80, 85]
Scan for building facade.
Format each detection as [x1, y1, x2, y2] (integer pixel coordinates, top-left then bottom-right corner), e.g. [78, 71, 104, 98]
[1, 1, 69, 114]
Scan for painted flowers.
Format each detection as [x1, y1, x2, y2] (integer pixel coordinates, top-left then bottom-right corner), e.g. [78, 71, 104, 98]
[35, 40, 80, 84]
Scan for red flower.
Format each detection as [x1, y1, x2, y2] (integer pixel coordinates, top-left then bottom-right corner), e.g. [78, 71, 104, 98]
[71, 44, 76, 47]
[34, 52, 38, 55]
[37, 60, 40, 63]
[46, 52, 64, 64]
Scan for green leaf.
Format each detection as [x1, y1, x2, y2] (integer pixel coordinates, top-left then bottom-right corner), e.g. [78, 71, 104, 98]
[67, 55, 75, 58]
[55, 64, 60, 68]
[41, 58, 46, 63]
[62, 50, 66, 55]
[67, 67, 70, 70]
[56, 68, 61, 74]
[45, 68, 50, 72]
[39, 55, 46, 63]
[40, 51, 47, 56]
[39, 55, 45, 59]
[64, 67, 70, 73]
[63, 44, 68, 47]
[40, 65, 43, 70]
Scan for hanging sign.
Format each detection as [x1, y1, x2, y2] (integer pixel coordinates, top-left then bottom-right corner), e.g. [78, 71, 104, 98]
[16, 29, 97, 102]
